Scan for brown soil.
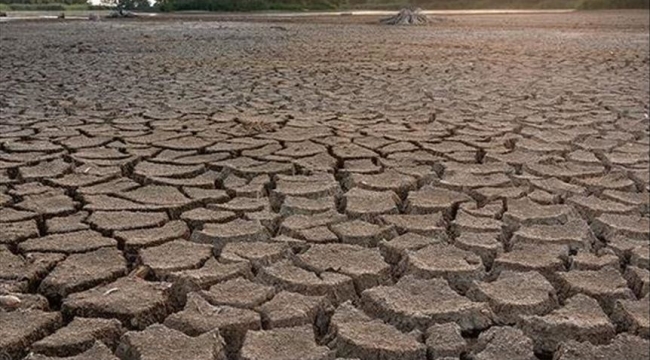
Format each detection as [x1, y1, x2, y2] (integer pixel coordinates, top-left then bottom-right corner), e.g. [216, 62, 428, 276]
[0, 9, 648, 360]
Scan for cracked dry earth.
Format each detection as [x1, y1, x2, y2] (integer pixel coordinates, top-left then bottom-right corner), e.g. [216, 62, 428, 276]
[0, 10, 649, 360]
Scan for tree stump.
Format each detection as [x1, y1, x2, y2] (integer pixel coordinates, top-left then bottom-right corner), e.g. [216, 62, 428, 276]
[380, 8, 429, 26]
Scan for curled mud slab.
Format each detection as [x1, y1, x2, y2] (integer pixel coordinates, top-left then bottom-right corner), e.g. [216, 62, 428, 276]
[0, 9, 648, 360]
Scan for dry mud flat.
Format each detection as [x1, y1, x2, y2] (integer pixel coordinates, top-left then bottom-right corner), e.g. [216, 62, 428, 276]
[0, 9, 649, 360]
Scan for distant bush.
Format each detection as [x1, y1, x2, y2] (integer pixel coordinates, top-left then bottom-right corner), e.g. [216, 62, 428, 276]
[7, 2, 66, 9]
[160, 0, 268, 11]
[65, 3, 90, 9]
[268, 1, 303, 10]
[158, 0, 338, 12]
[0, 0, 86, 4]
[0, 2, 114, 10]
[578, 0, 649, 8]
[108, 0, 157, 11]
[88, 4, 111, 9]
[400, 0, 579, 9]
[347, 0, 647, 9]
[343, 0, 406, 9]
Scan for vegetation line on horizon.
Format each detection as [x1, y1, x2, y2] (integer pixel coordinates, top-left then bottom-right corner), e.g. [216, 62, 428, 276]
[0, 0, 647, 13]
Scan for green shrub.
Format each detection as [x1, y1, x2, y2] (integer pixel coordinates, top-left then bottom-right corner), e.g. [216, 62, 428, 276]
[578, 0, 649, 8]
[306, 0, 338, 9]
[160, 0, 271, 11]
[159, 0, 339, 11]
[65, 3, 89, 9]
[344, 1, 408, 10]
[268, 2, 304, 10]
[0, 0, 86, 4]
[404, 0, 579, 9]
[87, 4, 111, 9]
[8, 2, 66, 10]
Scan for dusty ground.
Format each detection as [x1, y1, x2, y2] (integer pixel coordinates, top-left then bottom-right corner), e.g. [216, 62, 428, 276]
[0, 10, 649, 360]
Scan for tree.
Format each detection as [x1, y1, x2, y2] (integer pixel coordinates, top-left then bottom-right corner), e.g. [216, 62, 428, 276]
[101, 0, 151, 11]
